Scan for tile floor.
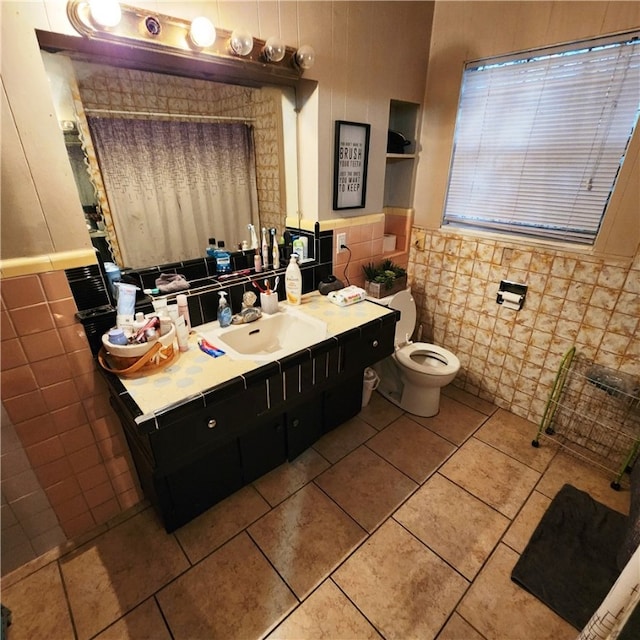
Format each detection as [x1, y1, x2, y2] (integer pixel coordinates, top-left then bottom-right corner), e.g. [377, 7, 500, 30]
[2, 387, 632, 640]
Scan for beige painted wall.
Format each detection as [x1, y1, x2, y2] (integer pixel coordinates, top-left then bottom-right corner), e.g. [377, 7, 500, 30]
[414, 0, 640, 259]
[1, 0, 434, 264]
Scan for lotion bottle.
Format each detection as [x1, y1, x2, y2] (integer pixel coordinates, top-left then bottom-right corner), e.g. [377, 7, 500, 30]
[176, 294, 191, 331]
[285, 254, 302, 305]
[217, 291, 232, 327]
[254, 249, 262, 272]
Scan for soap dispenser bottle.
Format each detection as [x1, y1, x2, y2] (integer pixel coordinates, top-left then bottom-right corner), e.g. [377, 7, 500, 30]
[217, 291, 232, 327]
[285, 254, 302, 305]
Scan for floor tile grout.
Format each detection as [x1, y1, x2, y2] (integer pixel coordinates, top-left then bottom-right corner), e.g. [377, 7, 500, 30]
[4, 390, 629, 640]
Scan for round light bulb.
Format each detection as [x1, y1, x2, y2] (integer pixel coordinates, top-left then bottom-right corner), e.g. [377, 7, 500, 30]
[229, 29, 254, 56]
[89, 0, 121, 28]
[190, 17, 216, 48]
[263, 36, 286, 63]
[294, 44, 315, 70]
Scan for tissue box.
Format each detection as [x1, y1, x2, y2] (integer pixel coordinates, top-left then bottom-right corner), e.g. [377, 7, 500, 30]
[383, 234, 396, 252]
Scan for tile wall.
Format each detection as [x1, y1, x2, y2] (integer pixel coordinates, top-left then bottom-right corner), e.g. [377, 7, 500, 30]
[0, 270, 143, 574]
[332, 208, 412, 289]
[407, 228, 640, 425]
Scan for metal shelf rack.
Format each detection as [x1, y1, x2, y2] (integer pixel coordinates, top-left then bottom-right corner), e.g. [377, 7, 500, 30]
[533, 347, 640, 490]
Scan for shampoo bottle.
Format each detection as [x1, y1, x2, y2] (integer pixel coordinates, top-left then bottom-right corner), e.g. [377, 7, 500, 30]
[285, 254, 302, 305]
[217, 291, 232, 327]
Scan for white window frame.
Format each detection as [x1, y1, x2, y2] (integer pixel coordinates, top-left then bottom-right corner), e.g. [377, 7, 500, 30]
[442, 32, 640, 246]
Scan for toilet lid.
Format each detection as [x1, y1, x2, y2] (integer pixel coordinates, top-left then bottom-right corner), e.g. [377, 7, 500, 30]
[388, 289, 416, 345]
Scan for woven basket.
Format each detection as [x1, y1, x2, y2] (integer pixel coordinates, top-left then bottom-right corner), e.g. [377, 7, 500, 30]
[99, 325, 177, 377]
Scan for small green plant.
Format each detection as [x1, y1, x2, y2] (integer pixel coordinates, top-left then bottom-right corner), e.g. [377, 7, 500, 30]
[363, 259, 407, 290]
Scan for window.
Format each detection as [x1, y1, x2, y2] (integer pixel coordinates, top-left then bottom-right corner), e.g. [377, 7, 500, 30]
[443, 33, 640, 244]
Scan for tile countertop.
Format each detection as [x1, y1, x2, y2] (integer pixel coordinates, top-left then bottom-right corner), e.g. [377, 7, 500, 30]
[118, 292, 394, 419]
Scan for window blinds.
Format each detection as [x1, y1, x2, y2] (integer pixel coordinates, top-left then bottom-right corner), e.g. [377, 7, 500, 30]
[443, 33, 640, 244]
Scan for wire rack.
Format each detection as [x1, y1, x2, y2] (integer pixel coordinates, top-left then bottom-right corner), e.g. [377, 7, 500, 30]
[533, 347, 640, 490]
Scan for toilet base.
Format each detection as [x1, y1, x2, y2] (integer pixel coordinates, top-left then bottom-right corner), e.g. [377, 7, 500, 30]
[375, 360, 443, 418]
[400, 384, 441, 417]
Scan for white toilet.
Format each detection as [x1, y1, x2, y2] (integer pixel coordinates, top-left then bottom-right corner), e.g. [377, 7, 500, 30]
[372, 289, 460, 417]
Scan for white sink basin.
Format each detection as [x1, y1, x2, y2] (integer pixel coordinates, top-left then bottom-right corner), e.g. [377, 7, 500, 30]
[198, 305, 328, 361]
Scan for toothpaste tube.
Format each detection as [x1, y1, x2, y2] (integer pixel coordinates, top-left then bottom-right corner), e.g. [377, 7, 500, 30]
[198, 338, 225, 357]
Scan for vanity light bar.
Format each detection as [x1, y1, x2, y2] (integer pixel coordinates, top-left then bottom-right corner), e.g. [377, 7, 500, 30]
[66, 0, 311, 78]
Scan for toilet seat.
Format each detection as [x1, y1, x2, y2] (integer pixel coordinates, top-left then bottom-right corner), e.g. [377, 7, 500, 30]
[395, 343, 460, 376]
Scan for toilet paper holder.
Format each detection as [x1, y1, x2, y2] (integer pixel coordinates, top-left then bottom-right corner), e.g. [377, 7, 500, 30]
[497, 280, 527, 310]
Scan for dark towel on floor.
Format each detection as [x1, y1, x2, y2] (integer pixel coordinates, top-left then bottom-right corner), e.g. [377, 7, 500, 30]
[511, 483, 627, 631]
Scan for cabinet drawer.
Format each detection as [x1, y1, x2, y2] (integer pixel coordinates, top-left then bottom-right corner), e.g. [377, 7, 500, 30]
[150, 386, 265, 473]
[343, 318, 395, 371]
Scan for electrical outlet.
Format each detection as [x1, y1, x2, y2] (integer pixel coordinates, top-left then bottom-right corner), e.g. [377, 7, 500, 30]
[337, 232, 347, 252]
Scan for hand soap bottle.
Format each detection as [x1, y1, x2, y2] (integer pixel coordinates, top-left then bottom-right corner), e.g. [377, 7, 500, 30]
[217, 291, 232, 327]
[285, 254, 302, 305]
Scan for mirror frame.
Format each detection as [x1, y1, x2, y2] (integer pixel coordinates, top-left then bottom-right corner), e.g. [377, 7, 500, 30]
[36, 29, 303, 89]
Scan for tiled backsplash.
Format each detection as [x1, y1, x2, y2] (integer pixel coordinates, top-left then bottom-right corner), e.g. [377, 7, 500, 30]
[407, 227, 640, 425]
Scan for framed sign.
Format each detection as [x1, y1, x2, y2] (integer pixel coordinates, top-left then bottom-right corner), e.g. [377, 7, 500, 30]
[333, 120, 371, 210]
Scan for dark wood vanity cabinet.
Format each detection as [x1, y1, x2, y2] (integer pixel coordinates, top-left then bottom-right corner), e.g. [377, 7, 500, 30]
[109, 313, 397, 532]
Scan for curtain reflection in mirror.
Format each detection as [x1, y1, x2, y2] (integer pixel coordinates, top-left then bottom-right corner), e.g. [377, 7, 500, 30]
[87, 117, 259, 268]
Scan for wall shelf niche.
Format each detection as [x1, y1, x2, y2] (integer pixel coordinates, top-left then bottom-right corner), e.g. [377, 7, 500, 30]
[384, 99, 420, 209]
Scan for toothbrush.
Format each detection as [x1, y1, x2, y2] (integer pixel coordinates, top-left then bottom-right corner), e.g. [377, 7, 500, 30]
[248, 224, 259, 250]
[261, 227, 269, 269]
[271, 228, 280, 269]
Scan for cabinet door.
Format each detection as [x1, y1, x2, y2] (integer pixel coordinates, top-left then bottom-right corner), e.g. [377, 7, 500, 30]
[239, 415, 286, 483]
[323, 372, 363, 432]
[287, 396, 323, 460]
[164, 439, 243, 532]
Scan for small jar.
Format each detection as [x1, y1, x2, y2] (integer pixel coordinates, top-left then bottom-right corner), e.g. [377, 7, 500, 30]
[108, 328, 128, 346]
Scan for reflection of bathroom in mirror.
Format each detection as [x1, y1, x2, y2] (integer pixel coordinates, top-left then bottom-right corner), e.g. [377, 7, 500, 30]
[42, 49, 298, 270]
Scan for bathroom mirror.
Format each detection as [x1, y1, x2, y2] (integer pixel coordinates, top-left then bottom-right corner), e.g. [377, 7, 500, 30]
[39, 30, 300, 270]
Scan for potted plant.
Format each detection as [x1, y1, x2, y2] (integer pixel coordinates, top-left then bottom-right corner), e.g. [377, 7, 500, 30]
[363, 259, 408, 298]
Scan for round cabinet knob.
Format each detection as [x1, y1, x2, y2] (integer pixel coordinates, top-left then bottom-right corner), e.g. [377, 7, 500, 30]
[372, 340, 379, 348]
[292, 418, 300, 428]
[207, 419, 217, 429]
